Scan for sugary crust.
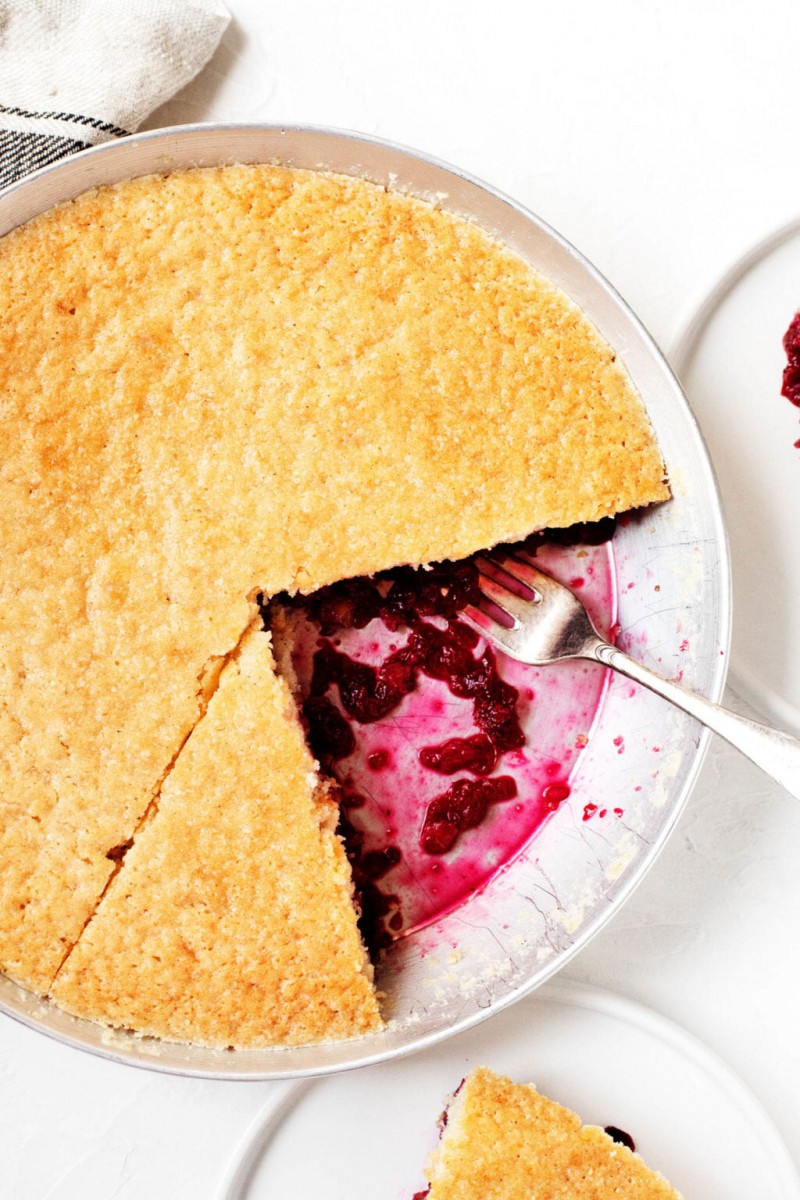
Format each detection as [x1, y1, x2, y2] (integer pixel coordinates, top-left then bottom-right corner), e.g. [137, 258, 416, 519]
[425, 1067, 683, 1199]
[0, 164, 667, 1037]
[50, 626, 382, 1046]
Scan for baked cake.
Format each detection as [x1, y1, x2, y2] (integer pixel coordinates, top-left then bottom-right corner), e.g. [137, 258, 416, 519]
[50, 622, 381, 1045]
[0, 164, 668, 1046]
[418, 1066, 683, 1199]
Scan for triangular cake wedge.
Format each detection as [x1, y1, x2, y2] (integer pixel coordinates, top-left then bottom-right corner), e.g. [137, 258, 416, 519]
[421, 1066, 683, 1199]
[50, 624, 381, 1047]
[0, 164, 668, 1031]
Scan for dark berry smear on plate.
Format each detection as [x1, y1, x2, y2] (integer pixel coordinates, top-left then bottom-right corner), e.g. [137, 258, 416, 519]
[782, 312, 800, 448]
[267, 521, 617, 951]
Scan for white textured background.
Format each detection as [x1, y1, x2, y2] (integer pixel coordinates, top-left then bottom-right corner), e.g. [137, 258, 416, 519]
[3, 2, 800, 1195]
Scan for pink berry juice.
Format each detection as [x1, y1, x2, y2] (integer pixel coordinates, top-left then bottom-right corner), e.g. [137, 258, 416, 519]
[274, 524, 617, 947]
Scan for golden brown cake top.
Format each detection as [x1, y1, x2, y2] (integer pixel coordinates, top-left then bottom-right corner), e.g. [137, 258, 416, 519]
[0, 163, 667, 1028]
[424, 1066, 683, 1199]
[50, 625, 382, 1047]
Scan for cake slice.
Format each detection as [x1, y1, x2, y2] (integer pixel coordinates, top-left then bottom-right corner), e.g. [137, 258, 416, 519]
[419, 1066, 683, 1199]
[49, 622, 381, 1047]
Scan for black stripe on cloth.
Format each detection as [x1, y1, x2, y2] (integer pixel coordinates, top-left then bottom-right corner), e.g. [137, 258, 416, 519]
[0, 102, 129, 139]
[0, 130, 91, 190]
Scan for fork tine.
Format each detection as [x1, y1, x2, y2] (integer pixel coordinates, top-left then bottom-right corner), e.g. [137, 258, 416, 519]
[473, 562, 548, 626]
[474, 553, 533, 593]
[471, 573, 522, 625]
[482, 552, 546, 596]
[462, 604, 522, 651]
[468, 554, 599, 668]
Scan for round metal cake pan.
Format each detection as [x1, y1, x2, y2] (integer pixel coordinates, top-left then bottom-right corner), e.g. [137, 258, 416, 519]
[0, 124, 731, 1078]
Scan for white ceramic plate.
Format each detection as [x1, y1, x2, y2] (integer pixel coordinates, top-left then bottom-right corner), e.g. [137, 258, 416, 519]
[218, 979, 800, 1200]
[673, 220, 800, 732]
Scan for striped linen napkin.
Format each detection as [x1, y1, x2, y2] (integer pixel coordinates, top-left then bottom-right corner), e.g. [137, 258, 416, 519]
[0, 0, 229, 189]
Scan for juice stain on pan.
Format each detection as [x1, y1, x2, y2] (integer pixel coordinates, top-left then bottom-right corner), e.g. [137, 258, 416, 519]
[275, 523, 618, 947]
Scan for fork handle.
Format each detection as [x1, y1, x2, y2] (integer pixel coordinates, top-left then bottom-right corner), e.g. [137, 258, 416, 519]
[590, 640, 800, 801]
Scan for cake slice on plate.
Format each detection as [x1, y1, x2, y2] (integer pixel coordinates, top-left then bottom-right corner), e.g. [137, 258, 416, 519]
[419, 1066, 683, 1199]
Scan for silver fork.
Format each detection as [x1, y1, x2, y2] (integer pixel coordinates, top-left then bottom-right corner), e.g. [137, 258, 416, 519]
[463, 552, 800, 801]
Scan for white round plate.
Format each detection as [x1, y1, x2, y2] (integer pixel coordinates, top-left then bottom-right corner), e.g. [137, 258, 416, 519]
[673, 220, 800, 732]
[217, 979, 800, 1200]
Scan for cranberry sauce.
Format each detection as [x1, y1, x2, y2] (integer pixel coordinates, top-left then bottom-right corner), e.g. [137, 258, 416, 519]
[275, 526, 617, 944]
[782, 311, 800, 408]
[604, 1126, 636, 1152]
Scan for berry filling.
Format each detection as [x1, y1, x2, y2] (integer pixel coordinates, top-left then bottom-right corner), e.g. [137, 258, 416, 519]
[782, 311, 800, 408]
[420, 776, 518, 856]
[419, 733, 497, 777]
[604, 1125, 636, 1151]
[268, 521, 617, 949]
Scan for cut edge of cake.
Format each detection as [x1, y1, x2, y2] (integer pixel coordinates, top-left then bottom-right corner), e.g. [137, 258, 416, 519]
[48, 619, 383, 1048]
